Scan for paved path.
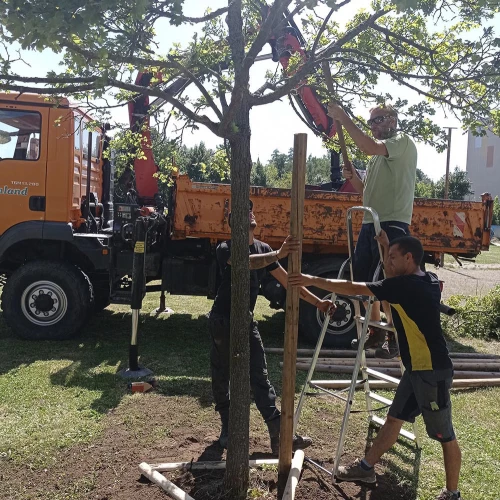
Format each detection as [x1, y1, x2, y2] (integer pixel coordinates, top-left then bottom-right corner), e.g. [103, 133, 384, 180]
[433, 266, 500, 300]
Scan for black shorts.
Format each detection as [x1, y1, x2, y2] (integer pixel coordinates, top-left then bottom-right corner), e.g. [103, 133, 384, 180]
[388, 369, 456, 443]
[353, 221, 410, 282]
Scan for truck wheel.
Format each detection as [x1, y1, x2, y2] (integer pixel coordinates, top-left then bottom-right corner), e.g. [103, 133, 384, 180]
[2, 261, 94, 340]
[299, 278, 357, 348]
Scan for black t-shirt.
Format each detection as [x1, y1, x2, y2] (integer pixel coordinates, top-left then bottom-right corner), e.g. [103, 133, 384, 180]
[367, 272, 453, 372]
[210, 239, 280, 317]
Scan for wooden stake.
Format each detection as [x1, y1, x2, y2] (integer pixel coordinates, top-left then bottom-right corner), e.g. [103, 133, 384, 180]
[282, 450, 305, 500]
[321, 61, 349, 165]
[278, 133, 307, 497]
[139, 462, 195, 500]
[295, 358, 500, 371]
[311, 378, 500, 389]
[146, 459, 279, 472]
[267, 347, 500, 360]
[295, 362, 500, 379]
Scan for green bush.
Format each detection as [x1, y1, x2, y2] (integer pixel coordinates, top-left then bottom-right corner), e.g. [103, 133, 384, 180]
[442, 285, 500, 340]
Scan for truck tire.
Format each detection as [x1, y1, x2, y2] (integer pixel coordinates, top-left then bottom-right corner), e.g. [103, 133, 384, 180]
[299, 273, 357, 348]
[1, 260, 94, 341]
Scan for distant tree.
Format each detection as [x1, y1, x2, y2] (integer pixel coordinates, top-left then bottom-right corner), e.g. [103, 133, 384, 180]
[434, 167, 474, 200]
[415, 181, 436, 198]
[306, 154, 330, 185]
[251, 158, 267, 186]
[493, 196, 500, 225]
[414, 168, 436, 198]
[270, 149, 292, 179]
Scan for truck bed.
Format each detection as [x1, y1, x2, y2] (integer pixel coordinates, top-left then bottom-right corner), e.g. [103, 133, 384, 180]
[170, 174, 492, 259]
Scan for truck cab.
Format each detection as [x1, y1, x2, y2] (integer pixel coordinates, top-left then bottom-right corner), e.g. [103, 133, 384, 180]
[0, 94, 111, 340]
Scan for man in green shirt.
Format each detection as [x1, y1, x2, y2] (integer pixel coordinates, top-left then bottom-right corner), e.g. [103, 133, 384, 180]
[328, 103, 417, 357]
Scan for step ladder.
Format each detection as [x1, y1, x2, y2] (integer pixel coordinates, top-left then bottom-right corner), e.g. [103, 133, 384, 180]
[293, 206, 421, 480]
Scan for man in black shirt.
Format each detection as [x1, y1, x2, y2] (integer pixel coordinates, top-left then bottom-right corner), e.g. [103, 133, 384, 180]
[209, 202, 332, 455]
[288, 233, 462, 500]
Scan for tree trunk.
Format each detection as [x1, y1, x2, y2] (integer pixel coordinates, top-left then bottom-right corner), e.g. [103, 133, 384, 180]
[223, 101, 252, 499]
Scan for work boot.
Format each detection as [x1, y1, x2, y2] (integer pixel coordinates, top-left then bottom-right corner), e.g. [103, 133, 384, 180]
[435, 489, 462, 500]
[218, 410, 229, 449]
[351, 327, 385, 350]
[267, 417, 312, 455]
[335, 458, 376, 484]
[374, 332, 399, 359]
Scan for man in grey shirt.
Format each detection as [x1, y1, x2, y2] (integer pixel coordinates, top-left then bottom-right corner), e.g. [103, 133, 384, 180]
[328, 103, 417, 357]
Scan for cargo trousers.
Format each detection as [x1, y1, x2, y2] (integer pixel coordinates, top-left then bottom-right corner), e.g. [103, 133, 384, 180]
[208, 312, 280, 423]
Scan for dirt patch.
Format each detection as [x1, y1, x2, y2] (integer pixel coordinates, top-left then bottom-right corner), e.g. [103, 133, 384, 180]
[0, 392, 416, 500]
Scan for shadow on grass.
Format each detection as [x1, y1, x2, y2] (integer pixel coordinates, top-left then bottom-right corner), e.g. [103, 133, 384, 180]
[0, 308, 214, 413]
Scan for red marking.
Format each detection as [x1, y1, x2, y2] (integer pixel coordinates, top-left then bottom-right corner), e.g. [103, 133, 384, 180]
[453, 213, 465, 235]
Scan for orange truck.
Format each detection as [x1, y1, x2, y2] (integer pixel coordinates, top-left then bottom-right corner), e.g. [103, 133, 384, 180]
[0, 93, 493, 346]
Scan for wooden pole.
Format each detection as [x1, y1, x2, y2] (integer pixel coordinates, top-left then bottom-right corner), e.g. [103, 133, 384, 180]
[267, 347, 500, 360]
[295, 358, 500, 371]
[295, 362, 500, 379]
[139, 463, 195, 500]
[278, 133, 307, 497]
[282, 450, 305, 500]
[322, 61, 349, 165]
[146, 459, 279, 472]
[312, 378, 500, 390]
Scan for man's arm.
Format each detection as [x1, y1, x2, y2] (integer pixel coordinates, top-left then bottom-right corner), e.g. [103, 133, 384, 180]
[288, 272, 374, 298]
[328, 103, 388, 157]
[226, 236, 298, 270]
[374, 230, 395, 278]
[270, 265, 333, 313]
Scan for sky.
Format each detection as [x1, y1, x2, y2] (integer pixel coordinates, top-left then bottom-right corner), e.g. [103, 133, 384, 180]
[8, 0, 482, 181]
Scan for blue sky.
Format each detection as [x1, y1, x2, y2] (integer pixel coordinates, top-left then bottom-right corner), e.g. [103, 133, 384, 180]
[11, 0, 479, 181]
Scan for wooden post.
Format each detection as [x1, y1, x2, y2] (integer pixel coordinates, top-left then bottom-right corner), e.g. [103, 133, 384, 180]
[139, 463, 195, 500]
[322, 61, 349, 166]
[283, 450, 305, 500]
[278, 134, 307, 497]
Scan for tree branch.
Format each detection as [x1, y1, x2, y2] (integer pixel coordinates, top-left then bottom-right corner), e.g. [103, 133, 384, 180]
[250, 8, 389, 107]
[370, 23, 434, 54]
[0, 74, 99, 84]
[107, 78, 221, 136]
[243, 0, 293, 74]
[151, 4, 231, 24]
[167, 56, 223, 121]
[311, 7, 336, 57]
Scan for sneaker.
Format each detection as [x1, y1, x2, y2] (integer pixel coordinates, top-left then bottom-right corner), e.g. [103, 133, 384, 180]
[351, 327, 385, 350]
[270, 434, 313, 455]
[436, 488, 462, 499]
[335, 458, 376, 484]
[375, 332, 399, 359]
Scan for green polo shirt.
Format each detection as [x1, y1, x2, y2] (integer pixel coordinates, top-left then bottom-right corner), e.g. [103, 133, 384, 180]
[362, 133, 417, 224]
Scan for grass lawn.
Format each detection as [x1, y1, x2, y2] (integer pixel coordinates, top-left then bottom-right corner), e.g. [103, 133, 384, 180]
[444, 243, 500, 266]
[1, 292, 500, 499]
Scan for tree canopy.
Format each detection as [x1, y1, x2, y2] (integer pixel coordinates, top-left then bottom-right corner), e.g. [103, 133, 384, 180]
[0, 1, 499, 151]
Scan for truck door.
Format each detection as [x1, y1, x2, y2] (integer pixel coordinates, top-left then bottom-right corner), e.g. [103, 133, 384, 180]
[0, 105, 47, 235]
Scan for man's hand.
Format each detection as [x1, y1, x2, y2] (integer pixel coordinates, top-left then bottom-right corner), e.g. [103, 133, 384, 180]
[316, 299, 336, 315]
[288, 272, 313, 287]
[327, 102, 348, 124]
[342, 160, 354, 180]
[374, 229, 390, 248]
[277, 235, 300, 259]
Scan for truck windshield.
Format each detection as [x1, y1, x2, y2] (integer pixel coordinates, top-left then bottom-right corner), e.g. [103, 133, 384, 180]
[0, 109, 41, 161]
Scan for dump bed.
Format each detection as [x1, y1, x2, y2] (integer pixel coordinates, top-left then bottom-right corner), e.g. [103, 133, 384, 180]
[170, 174, 492, 260]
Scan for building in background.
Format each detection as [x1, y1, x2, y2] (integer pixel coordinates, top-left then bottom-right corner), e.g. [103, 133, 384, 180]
[466, 129, 500, 201]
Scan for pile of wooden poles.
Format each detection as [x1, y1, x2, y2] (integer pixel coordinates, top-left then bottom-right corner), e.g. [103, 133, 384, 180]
[267, 348, 500, 389]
